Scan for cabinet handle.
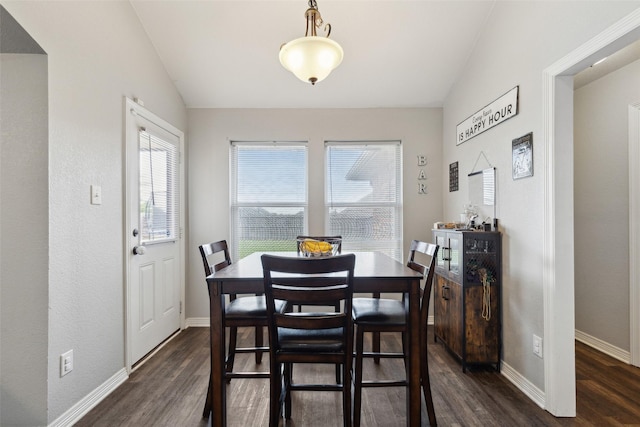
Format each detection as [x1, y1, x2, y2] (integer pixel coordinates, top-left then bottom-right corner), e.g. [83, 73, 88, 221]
[442, 247, 451, 261]
[442, 285, 450, 300]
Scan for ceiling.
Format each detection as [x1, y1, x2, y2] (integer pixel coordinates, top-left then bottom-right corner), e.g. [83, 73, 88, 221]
[130, 1, 640, 110]
[130, 0, 497, 109]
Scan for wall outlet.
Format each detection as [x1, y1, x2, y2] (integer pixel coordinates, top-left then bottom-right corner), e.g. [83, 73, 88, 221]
[60, 349, 73, 377]
[533, 335, 543, 358]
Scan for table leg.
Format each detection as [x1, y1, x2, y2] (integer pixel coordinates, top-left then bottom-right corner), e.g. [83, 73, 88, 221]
[207, 280, 226, 426]
[407, 279, 421, 426]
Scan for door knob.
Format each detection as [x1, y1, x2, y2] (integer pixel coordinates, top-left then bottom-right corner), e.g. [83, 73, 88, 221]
[133, 246, 146, 255]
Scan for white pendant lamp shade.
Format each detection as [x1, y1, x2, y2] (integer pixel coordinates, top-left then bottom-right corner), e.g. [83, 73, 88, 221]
[280, 0, 343, 85]
[279, 36, 344, 85]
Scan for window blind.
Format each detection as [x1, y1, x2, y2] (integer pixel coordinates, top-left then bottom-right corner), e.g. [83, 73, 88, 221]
[325, 140, 403, 261]
[230, 141, 308, 260]
[139, 128, 179, 243]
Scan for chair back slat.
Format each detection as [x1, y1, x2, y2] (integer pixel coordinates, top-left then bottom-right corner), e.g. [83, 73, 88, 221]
[275, 313, 347, 330]
[272, 284, 349, 305]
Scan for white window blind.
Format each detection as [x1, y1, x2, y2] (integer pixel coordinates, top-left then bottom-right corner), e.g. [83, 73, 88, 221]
[230, 141, 308, 260]
[139, 128, 179, 243]
[325, 141, 403, 261]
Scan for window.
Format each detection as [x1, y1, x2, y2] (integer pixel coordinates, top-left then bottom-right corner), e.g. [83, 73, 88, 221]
[325, 141, 403, 261]
[230, 141, 308, 260]
[139, 129, 179, 243]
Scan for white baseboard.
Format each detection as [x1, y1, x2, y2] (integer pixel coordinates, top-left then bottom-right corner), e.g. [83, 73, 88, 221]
[575, 329, 631, 364]
[49, 368, 128, 427]
[500, 361, 546, 409]
[185, 317, 210, 328]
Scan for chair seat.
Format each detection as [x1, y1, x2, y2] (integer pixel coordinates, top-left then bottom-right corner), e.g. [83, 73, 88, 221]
[352, 297, 406, 325]
[226, 296, 287, 318]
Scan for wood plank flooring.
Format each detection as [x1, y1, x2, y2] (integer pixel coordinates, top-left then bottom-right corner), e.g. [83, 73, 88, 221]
[76, 326, 640, 426]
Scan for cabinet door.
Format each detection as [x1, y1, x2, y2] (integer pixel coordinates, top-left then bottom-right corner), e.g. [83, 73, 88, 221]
[434, 275, 463, 359]
[448, 233, 462, 281]
[464, 283, 500, 364]
[434, 232, 447, 274]
[447, 280, 463, 358]
[433, 231, 462, 281]
[433, 274, 448, 342]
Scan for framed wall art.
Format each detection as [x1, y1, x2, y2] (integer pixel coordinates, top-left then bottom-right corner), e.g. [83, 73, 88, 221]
[512, 132, 533, 180]
[449, 161, 459, 192]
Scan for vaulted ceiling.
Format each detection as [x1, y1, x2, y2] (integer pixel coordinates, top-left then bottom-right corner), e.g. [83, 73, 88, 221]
[130, 1, 640, 109]
[130, 0, 497, 109]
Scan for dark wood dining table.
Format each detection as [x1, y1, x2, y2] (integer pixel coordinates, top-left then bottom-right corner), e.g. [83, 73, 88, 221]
[204, 251, 424, 426]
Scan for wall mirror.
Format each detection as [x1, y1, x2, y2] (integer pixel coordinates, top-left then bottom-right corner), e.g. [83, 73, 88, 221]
[468, 167, 496, 224]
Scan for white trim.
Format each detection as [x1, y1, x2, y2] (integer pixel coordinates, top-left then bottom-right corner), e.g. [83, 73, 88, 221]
[185, 317, 211, 328]
[542, 7, 640, 416]
[575, 329, 631, 364]
[630, 102, 640, 368]
[500, 361, 545, 410]
[48, 369, 128, 427]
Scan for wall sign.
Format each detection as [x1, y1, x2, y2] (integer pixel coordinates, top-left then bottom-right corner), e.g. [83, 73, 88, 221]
[417, 154, 427, 194]
[449, 161, 459, 192]
[456, 86, 519, 145]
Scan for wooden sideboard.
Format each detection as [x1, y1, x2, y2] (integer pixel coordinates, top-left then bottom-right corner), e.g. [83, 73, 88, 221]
[432, 230, 501, 372]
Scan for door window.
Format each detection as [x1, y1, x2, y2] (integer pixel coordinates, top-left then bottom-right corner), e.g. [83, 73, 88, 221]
[139, 129, 179, 243]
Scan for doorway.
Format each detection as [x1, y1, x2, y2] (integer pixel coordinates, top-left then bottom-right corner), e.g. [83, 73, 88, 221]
[542, 8, 640, 416]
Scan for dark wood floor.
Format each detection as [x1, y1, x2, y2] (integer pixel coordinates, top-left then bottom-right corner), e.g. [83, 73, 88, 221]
[77, 326, 640, 426]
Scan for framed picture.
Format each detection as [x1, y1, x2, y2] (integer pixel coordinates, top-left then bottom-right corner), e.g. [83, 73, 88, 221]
[449, 161, 459, 192]
[512, 132, 533, 180]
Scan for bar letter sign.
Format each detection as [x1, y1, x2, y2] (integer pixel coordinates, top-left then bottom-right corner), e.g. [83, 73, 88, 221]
[456, 86, 519, 145]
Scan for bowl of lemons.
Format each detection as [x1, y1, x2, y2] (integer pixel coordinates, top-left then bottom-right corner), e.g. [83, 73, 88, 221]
[298, 238, 341, 257]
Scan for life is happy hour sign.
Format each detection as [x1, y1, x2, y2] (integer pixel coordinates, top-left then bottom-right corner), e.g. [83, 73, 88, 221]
[456, 86, 519, 145]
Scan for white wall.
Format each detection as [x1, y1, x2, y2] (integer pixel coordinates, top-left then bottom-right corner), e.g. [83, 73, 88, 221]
[1, 51, 48, 426]
[574, 58, 640, 352]
[443, 1, 640, 393]
[1, 1, 187, 423]
[186, 108, 443, 319]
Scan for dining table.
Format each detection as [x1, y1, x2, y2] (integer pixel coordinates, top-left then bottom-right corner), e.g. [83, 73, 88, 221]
[204, 250, 424, 426]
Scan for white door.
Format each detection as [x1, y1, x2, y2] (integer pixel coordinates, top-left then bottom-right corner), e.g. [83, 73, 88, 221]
[125, 98, 184, 366]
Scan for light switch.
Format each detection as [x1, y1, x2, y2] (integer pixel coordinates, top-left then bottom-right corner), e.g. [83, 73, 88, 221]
[91, 185, 102, 205]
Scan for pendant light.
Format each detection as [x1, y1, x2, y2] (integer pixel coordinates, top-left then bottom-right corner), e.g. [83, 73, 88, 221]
[279, 0, 344, 85]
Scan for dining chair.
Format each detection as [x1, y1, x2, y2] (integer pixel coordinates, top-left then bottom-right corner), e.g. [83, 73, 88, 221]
[199, 240, 286, 417]
[351, 240, 439, 427]
[261, 253, 356, 427]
